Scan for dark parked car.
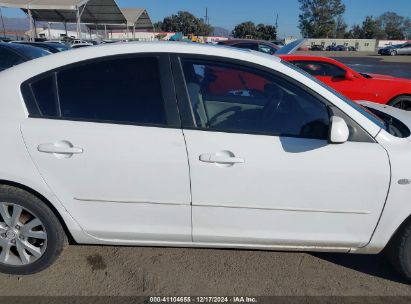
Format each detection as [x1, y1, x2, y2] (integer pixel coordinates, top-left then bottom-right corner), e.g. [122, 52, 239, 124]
[218, 39, 280, 55]
[310, 44, 324, 51]
[12, 41, 71, 53]
[0, 42, 50, 72]
[326, 45, 348, 51]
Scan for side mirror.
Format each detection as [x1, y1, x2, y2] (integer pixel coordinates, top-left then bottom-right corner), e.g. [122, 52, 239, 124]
[345, 71, 355, 80]
[330, 116, 349, 144]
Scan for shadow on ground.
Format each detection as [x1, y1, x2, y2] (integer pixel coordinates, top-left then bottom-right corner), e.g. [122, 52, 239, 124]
[312, 252, 408, 284]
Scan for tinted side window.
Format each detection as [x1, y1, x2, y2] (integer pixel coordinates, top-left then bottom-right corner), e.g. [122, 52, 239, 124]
[27, 57, 167, 125]
[0, 47, 25, 70]
[291, 61, 346, 78]
[30, 76, 58, 116]
[258, 44, 276, 54]
[182, 59, 330, 139]
[234, 43, 258, 51]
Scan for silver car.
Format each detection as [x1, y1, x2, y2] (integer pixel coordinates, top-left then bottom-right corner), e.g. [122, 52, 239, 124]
[379, 43, 411, 56]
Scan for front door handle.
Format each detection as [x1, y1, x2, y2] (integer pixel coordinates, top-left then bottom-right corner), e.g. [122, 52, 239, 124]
[38, 142, 83, 155]
[199, 153, 244, 164]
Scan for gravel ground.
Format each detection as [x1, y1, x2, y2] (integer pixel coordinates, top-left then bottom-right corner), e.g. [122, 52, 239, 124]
[0, 246, 411, 296]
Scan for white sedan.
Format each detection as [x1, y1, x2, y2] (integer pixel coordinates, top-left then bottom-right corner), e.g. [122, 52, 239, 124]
[0, 42, 410, 280]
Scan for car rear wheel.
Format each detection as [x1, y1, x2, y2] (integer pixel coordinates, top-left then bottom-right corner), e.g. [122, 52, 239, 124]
[385, 219, 411, 282]
[390, 50, 398, 56]
[388, 95, 411, 111]
[0, 185, 67, 275]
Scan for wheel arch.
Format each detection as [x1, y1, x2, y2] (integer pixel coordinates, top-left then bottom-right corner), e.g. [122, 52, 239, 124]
[387, 94, 411, 106]
[385, 214, 411, 249]
[0, 179, 76, 244]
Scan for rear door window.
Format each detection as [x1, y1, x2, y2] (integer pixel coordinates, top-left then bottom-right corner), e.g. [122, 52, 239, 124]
[24, 56, 168, 126]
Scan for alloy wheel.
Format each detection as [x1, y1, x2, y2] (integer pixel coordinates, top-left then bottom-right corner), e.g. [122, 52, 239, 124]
[0, 202, 47, 266]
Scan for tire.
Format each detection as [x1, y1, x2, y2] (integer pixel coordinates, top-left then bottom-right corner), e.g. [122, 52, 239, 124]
[385, 219, 411, 281]
[0, 185, 67, 275]
[391, 50, 398, 56]
[388, 95, 411, 111]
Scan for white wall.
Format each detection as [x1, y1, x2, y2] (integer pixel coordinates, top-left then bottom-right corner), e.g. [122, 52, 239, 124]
[305, 38, 377, 51]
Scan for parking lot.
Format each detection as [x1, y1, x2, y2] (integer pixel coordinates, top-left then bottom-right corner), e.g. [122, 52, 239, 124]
[0, 53, 411, 298]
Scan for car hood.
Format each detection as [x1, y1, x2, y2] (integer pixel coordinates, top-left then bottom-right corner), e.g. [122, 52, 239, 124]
[358, 101, 411, 132]
[367, 73, 411, 83]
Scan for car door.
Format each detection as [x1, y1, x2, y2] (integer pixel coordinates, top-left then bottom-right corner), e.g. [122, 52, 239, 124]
[290, 60, 375, 101]
[398, 44, 411, 55]
[174, 56, 390, 248]
[20, 54, 192, 242]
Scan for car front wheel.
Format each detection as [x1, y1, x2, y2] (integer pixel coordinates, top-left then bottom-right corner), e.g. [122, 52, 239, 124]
[386, 219, 411, 281]
[388, 95, 411, 111]
[391, 50, 398, 56]
[0, 185, 67, 275]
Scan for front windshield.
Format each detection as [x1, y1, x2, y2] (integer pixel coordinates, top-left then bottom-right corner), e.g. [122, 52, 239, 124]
[281, 59, 385, 129]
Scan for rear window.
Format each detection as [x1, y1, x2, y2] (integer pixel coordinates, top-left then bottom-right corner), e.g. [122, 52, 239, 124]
[10, 43, 51, 59]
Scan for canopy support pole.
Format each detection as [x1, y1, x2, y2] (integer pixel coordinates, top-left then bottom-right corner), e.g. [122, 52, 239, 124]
[47, 22, 51, 40]
[104, 24, 107, 39]
[76, 7, 81, 41]
[133, 25, 135, 40]
[28, 9, 34, 41]
[0, 7, 6, 38]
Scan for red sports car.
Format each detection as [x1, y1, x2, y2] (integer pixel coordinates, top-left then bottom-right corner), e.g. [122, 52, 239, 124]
[279, 55, 411, 110]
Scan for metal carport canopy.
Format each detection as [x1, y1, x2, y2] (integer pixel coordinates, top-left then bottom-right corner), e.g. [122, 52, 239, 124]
[0, 0, 127, 24]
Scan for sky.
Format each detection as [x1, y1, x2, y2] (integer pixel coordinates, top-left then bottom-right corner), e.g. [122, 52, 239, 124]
[1, 0, 411, 38]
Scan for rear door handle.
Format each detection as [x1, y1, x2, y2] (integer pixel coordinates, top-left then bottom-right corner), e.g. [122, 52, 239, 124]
[38, 142, 83, 155]
[199, 153, 244, 164]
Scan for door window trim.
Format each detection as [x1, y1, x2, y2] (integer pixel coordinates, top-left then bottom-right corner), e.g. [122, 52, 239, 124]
[170, 54, 375, 143]
[21, 53, 181, 129]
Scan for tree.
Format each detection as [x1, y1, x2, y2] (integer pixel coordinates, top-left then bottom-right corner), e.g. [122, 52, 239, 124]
[232, 22, 277, 40]
[361, 16, 384, 39]
[377, 12, 405, 39]
[160, 11, 213, 36]
[402, 18, 411, 40]
[298, 0, 346, 38]
[232, 21, 257, 39]
[256, 24, 277, 40]
[335, 15, 347, 38]
[345, 24, 363, 39]
[153, 21, 163, 32]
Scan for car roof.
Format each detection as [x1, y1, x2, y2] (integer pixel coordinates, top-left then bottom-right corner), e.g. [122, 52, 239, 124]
[0, 41, 383, 138]
[219, 39, 279, 47]
[1, 41, 282, 78]
[0, 42, 47, 56]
